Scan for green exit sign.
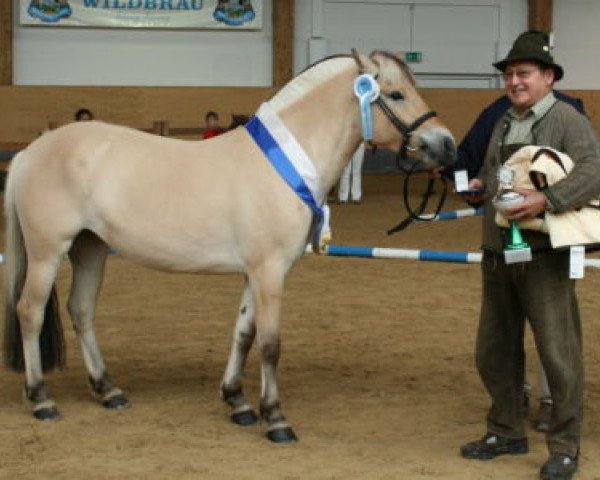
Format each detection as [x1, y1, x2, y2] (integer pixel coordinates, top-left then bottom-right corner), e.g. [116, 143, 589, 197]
[405, 51, 422, 63]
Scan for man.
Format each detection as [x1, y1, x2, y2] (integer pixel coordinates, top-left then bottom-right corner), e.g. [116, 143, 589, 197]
[446, 70, 586, 435]
[459, 31, 600, 480]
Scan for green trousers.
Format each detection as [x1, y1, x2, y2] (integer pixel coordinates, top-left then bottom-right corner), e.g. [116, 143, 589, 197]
[476, 250, 583, 457]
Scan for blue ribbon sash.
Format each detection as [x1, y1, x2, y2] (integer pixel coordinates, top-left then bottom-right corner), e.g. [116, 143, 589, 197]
[245, 103, 325, 247]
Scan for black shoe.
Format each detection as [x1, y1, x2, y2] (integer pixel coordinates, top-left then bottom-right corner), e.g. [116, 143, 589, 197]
[460, 433, 528, 460]
[540, 453, 578, 480]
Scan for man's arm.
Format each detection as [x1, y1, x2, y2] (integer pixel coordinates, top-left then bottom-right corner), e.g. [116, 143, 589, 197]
[545, 110, 600, 212]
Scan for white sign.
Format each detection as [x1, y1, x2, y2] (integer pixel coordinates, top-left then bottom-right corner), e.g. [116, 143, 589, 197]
[569, 245, 585, 279]
[453, 169, 469, 192]
[20, 0, 263, 29]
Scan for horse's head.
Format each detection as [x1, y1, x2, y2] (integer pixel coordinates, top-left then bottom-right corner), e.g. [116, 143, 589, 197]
[353, 50, 456, 170]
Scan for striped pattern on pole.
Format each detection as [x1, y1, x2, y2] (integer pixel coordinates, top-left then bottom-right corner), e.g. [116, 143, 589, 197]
[322, 245, 482, 264]
[416, 207, 484, 222]
[306, 245, 600, 269]
[1, 245, 599, 269]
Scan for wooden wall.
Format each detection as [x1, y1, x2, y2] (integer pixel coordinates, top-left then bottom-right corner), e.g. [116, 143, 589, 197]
[0, 86, 275, 149]
[2, 86, 600, 149]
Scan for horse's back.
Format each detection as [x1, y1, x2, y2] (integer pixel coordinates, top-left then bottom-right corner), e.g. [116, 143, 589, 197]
[11, 121, 311, 272]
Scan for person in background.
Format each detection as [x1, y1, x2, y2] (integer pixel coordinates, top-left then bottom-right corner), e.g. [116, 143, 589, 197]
[75, 108, 94, 122]
[202, 111, 223, 139]
[338, 142, 366, 204]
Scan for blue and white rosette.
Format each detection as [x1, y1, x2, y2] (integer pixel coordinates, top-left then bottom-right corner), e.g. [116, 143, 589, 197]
[354, 73, 380, 140]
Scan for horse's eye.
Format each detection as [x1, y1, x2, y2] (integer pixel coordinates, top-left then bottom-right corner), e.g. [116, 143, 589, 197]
[389, 91, 404, 101]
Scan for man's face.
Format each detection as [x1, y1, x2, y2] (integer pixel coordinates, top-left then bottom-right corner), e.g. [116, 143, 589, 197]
[502, 61, 554, 113]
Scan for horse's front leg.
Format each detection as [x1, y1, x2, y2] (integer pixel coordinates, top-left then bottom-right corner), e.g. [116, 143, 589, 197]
[220, 278, 259, 426]
[250, 266, 298, 443]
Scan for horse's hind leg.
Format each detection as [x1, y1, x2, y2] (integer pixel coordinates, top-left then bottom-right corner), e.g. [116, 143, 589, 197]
[220, 278, 259, 426]
[18, 257, 63, 420]
[68, 231, 129, 410]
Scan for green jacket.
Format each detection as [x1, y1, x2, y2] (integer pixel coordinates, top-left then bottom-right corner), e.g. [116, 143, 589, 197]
[479, 100, 600, 253]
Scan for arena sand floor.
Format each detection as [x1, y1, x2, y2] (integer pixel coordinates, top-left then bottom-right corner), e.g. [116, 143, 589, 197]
[1, 175, 599, 480]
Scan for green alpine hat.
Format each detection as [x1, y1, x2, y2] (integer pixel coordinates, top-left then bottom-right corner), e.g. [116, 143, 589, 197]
[494, 30, 563, 81]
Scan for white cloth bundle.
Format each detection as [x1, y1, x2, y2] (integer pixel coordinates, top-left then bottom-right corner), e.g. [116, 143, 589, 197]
[495, 145, 600, 248]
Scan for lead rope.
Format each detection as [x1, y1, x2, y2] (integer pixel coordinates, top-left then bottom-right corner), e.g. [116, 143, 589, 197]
[387, 161, 448, 235]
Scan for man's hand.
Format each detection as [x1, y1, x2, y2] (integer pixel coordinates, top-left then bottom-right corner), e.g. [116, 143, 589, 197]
[455, 178, 486, 205]
[503, 188, 548, 220]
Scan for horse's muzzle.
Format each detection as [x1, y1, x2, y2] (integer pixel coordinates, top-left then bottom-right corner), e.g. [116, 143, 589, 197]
[419, 128, 457, 169]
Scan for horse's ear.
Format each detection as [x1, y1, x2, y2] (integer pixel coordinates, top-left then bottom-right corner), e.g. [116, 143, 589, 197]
[351, 50, 370, 75]
[360, 52, 380, 77]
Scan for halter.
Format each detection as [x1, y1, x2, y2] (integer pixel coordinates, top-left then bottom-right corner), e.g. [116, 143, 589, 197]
[350, 49, 437, 158]
[350, 49, 447, 234]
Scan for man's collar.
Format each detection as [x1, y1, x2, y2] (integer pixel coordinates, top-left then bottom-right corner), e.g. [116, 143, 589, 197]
[508, 91, 556, 120]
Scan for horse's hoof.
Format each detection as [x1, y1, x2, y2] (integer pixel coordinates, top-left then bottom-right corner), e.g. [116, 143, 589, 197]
[266, 427, 298, 444]
[231, 410, 258, 426]
[33, 406, 60, 421]
[102, 394, 130, 410]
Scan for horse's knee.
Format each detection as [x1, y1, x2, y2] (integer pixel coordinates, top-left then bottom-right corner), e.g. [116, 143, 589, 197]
[67, 298, 82, 318]
[261, 338, 280, 365]
[16, 298, 42, 334]
[67, 300, 91, 331]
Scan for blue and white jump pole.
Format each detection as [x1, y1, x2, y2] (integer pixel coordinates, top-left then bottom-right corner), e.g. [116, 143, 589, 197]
[415, 207, 483, 222]
[0, 245, 597, 269]
[305, 245, 600, 269]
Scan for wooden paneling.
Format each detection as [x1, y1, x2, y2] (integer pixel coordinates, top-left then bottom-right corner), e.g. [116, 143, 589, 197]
[421, 89, 502, 141]
[422, 88, 600, 143]
[0, 86, 275, 147]
[2, 86, 600, 150]
[529, 0, 553, 33]
[273, 0, 294, 87]
[0, 0, 13, 85]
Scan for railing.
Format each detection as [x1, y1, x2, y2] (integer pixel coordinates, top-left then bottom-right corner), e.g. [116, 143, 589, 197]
[0, 118, 249, 172]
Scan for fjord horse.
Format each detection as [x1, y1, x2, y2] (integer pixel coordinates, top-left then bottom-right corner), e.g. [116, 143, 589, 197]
[4, 51, 455, 442]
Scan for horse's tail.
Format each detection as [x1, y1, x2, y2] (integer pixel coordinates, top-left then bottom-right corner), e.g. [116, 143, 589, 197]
[3, 152, 65, 373]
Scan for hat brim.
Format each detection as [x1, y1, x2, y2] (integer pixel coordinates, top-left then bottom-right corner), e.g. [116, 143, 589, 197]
[494, 58, 563, 82]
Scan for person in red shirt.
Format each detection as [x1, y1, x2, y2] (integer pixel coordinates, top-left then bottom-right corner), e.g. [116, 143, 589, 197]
[202, 111, 223, 139]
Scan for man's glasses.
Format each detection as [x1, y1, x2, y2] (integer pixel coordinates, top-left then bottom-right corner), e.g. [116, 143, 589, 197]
[502, 68, 540, 82]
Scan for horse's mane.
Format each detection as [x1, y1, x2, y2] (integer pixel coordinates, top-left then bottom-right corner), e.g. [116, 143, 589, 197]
[269, 54, 355, 112]
[268, 51, 415, 112]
